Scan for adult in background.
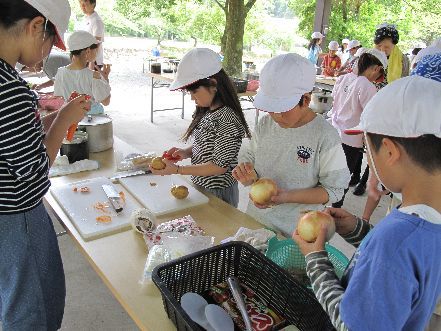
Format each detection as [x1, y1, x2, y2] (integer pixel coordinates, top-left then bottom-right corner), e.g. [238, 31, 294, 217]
[78, 0, 104, 69]
[374, 23, 409, 83]
[307, 31, 324, 66]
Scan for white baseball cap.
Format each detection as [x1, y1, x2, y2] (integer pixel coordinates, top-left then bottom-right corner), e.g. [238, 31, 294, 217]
[328, 41, 339, 51]
[169, 48, 222, 91]
[413, 46, 441, 65]
[253, 53, 315, 113]
[354, 47, 367, 57]
[345, 76, 441, 138]
[348, 40, 361, 50]
[24, 0, 71, 51]
[342, 38, 350, 44]
[311, 32, 324, 39]
[363, 48, 388, 69]
[67, 30, 101, 52]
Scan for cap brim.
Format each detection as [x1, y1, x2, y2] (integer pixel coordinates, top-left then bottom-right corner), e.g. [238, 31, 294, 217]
[344, 124, 364, 135]
[253, 91, 302, 113]
[53, 29, 66, 51]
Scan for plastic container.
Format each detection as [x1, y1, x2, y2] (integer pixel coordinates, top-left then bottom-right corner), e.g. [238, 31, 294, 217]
[232, 78, 248, 93]
[152, 241, 334, 331]
[265, 237, 349, 280]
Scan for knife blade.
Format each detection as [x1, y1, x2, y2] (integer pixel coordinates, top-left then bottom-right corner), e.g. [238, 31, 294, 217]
[102, 184, 123, 213]
[110, 169, 151, 182]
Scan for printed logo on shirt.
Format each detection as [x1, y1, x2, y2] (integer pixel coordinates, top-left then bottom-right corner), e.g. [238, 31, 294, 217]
[297, 146, 314, 164]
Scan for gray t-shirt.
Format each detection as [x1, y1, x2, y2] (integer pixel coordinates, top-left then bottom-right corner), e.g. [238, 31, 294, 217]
[239, 114, 350, 236]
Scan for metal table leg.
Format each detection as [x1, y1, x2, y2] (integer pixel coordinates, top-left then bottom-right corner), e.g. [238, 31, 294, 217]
[150, 76, 154, 123]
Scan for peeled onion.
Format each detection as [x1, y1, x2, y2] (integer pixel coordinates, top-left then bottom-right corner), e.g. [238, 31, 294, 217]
[296, 211, 335, 242]
[249, 178, 278, 205]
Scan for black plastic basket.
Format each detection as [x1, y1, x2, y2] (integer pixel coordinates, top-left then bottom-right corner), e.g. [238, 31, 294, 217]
[152, 241, 334, 331]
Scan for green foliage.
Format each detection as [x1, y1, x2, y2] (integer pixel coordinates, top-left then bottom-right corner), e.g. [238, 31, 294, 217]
[289, 0, 441, 51]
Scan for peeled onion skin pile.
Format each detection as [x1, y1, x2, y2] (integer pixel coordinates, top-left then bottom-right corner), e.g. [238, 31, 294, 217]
[249, 178, 278, 206]
[296, 211, 336, 243]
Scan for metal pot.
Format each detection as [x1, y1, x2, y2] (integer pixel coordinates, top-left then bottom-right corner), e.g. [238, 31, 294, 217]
[311, 92, 333, 114]
[78, 115, 113, 153]
[60, 131, 89, 163]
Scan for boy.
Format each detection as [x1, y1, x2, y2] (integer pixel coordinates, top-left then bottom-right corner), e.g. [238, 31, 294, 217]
[232, 54, 349, 236]
[322, 41, 341, 76]
[293, 76, 441, 330]
[54, 30, 111, 114]
[78, 0, 105, 69]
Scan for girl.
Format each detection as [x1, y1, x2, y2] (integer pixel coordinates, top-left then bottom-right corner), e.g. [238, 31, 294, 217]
[329, 49, 387, 207]
[307, 31, 323, 66]
[0, 0, 90, 330]
[54, 30, 111, 115]
[150, 48, 251, 207]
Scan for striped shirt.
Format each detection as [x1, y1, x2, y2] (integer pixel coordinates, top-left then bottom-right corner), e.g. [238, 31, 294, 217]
[0, 58, 51, 214]
[191, 106, 246, 189]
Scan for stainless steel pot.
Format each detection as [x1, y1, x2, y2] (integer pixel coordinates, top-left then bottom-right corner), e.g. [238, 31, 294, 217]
[78, 115, 113, 153]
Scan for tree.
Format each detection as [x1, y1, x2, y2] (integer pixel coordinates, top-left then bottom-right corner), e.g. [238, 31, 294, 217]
[214, 0, 257, 76]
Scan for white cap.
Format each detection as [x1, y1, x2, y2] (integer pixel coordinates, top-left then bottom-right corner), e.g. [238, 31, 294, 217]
[24, 0, 71, 51]
[328, 41, 339, 51]
[413, 46, 441, 65]
[348, 40, 361, 50]
[345, 76, 441, 138]
[253, 53, 315, 113]
[431, 38, 441, 49]
[67, 30, 101, 51]
[342, 38, 350, 44]
[169, 48, 222, 91]
[354, 47, 367, 57]
[364, 48, 388, 69]
[311, 32, 324, 39]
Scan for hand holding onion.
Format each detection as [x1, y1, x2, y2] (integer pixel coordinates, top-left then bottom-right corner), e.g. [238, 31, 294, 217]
[248, 178, 278, 207]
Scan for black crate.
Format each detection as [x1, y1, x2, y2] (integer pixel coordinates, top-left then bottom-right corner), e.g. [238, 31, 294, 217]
[152, 241, 334, 331]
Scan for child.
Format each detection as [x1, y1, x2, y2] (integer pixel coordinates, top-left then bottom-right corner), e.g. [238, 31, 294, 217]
[329, 49, 387, 207]
[232, 54, 350, 236]
[294, 76, 441, 330]
[307, 31, 323, 66]
[337, 40, 361, 76]
[149, 48, 251, 207]
[0, 0, 90, 329]
[321, 41, 342, 76]
[54, 30, 111, 115]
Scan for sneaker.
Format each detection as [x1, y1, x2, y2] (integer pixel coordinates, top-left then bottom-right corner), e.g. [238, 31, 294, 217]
[353, 183, 366, 196]
[349, 175, 360, 187]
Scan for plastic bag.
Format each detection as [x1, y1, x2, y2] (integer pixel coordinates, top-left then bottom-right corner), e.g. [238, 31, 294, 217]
[140, 245, 171, 285]
[162, 234, 215, 259]
[143, 215, 204, 249]
[116, 152, 156, 172]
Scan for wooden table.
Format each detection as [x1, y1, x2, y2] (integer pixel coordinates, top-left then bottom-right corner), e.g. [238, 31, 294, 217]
[45, 137, 262, 331]
[315, 75, 336, 92]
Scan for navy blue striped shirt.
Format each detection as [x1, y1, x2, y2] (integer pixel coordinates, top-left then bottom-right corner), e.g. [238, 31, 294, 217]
[0, 58, 51, 214]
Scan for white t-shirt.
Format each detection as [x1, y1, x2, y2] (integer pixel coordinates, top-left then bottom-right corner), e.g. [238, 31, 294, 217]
[54, 67, 110, 105]
[80, 12, 105, 65]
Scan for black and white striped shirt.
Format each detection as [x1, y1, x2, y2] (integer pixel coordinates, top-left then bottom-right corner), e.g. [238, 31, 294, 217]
[191, 106, 246, 189]
[0, 58, 51, 214]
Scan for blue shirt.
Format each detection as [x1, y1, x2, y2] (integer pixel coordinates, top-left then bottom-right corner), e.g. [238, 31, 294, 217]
[340, 209, 441, 330]
[307, 45, 321, 65]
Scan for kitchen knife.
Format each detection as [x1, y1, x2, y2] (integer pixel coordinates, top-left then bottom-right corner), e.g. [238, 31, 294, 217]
[110, 169, 151, 182]
[102, 184, 123, 213]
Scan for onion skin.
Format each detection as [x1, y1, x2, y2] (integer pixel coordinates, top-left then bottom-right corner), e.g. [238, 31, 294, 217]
[249, 178, 278, 205]
[297, 211, 336, 242]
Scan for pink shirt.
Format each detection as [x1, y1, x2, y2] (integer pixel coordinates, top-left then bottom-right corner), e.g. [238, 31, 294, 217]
[330, 73, 377, 147]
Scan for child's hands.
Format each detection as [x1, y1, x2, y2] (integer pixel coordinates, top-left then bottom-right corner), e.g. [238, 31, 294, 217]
[232, 162, 257, 186]
[149, 158, 178, 175]
[323, 207, 357, 236]
[165, 147, 189, 161]
[95, 64, 111, 81]
[292, 223, 327, 256]
[367, 173, 389, 201]
[58, 95, 90, 126]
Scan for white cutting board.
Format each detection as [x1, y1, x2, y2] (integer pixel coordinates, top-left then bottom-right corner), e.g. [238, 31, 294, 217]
[119, 174, 209, 216]
[51, 177, 141, 241]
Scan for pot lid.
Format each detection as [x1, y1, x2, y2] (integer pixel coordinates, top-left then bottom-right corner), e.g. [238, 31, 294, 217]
[78, 115, 112, 126]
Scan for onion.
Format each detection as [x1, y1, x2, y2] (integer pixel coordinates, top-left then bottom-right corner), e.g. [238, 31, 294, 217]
[249, 178, 278, 205]
[296, 211, 335, 242]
